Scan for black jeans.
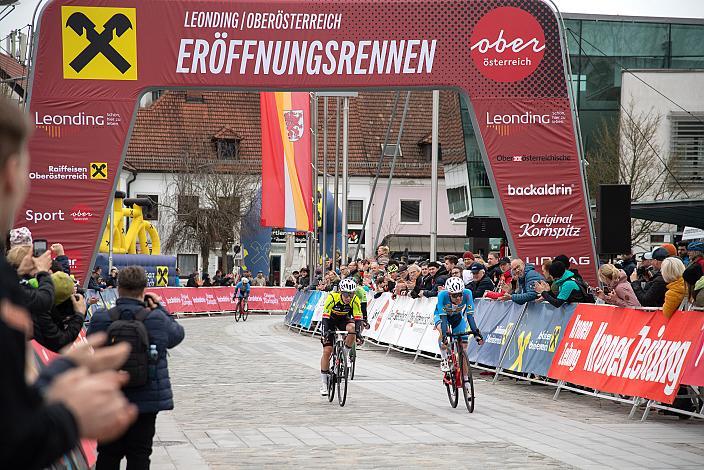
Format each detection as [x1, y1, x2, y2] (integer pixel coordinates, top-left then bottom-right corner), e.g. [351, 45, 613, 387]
[96, 412, 157, 470]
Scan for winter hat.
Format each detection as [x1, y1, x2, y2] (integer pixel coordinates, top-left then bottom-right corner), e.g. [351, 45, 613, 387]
[660, 243, 677, 257]
[51, 271, 74, 305]
[9, 227, 32, 248]
[462, 251, 474, 260]
[688, 241, 704, 253]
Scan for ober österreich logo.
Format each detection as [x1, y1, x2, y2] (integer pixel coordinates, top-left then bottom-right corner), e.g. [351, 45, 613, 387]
[470, 7, 545, 82]
[61, 6, 137, 80]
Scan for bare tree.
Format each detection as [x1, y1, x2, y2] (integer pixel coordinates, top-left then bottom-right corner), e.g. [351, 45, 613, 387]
[586, 100, 682, 246]
[161, 143, 259, 274]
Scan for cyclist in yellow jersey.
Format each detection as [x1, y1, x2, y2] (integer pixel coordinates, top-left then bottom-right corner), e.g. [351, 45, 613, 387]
[319, 278, 362, 396]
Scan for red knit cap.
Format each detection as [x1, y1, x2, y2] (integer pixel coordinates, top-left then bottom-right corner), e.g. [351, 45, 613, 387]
[463, 251, 474, 260]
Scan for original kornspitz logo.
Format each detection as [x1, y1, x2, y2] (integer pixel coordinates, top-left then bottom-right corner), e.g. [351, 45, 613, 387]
[61, 6, 137, 80]
[470, 7, 545, 82]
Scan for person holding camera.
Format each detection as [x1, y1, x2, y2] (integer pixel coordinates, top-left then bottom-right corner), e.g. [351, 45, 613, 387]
[87, 266, 185, 470]
[595, 263, 640, 308]
[630, 247, 668, 307]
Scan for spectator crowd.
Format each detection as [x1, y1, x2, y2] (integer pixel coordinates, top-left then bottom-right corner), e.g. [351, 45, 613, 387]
[1, 98, 185, 469]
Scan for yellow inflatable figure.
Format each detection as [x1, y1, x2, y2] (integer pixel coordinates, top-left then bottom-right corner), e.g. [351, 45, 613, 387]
[100, 191, 161, 255]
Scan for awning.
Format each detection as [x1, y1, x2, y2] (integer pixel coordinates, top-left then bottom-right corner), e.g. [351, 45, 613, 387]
[630, 199, 704, 229]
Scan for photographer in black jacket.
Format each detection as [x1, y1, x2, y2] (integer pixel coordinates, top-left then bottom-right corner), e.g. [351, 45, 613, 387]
[630, 247, 668, 307]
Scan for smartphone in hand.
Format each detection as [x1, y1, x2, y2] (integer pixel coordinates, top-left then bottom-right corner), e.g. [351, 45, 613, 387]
[33, 239, 48, 258]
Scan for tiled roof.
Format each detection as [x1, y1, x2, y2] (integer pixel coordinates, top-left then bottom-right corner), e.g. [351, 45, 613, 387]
[126, 90, 466, 178]
[0, 52, 27, 96]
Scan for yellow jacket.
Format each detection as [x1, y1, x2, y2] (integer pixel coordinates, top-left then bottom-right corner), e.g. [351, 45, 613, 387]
[662, 277, 686, 319]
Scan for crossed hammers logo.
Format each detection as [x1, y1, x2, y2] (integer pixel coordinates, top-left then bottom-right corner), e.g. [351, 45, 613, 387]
[66, 12, 133, 74]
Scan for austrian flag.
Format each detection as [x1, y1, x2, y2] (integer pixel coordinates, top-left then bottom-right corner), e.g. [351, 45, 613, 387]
[260, 92, 313, 231]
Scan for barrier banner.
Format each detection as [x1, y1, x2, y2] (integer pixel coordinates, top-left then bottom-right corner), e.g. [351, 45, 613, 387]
[396, 298, 436, 350]
[682, 328, 704, 387]
[247, 287, 297, 311]
[378, 296, 414, 345]
[468, 300, 526, 366]
[212, 287, 238, 312]
[291, 291, 312, 326]
[548, 305, 704, 404]
[312, 292, 328, 323]
[364, 293, 395, 342]
[284, 290, 303, 325]
[500, 302, 576, 376]
[300, 291, 323, 329]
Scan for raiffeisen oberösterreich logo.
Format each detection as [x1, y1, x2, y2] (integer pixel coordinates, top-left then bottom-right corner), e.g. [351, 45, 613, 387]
[470, 6, 545, 82]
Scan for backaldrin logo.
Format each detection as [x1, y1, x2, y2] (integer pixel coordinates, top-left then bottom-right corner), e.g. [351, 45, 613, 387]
[470, 6, 545, 82]
[507, 183, 574, 197]
[61, 6, 137, 80]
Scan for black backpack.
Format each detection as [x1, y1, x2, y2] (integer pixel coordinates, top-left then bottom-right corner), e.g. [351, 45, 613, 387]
[567, 276, 596, 304]
[107, 308, 151, 388]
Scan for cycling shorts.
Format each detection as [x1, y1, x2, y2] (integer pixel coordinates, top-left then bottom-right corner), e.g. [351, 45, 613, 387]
[321, 315, 354, 347]
[438, 314, 469, 342]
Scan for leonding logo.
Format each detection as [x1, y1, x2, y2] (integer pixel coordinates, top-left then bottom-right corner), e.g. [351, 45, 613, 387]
[470, 7, 546, 82]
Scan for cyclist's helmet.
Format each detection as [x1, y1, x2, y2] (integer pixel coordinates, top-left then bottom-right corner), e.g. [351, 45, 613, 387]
[242, 277, 249, 284]
[445, 277, 464, 295]
[339, 278, 357, 293]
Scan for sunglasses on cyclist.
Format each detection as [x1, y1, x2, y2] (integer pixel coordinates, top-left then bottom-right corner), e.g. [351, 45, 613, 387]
[450, 292, 463, 299]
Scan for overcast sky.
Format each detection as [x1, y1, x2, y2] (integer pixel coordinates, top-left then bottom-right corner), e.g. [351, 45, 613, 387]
[2, 0, 704, 47]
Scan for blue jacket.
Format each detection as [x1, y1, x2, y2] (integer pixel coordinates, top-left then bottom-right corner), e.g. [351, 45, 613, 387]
[87, 297, 185, 413]
[511, 264, 545, 305]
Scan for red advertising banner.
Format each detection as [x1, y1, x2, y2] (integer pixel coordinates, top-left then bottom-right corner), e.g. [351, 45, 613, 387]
[146, 287, 296, 313]
[681, 329, 704, 387]
[548, 305, 704, 404]
[21, 0, 597, 286]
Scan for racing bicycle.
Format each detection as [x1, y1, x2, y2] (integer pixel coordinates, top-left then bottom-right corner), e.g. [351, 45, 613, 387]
[234, 296, 248, 322]
[327, 331, 351, 406]
[442, 331, 476, 413]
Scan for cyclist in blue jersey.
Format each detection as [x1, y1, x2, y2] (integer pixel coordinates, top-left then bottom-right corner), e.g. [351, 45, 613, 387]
[233, 276, 250, 305]
[435, 277, 484, 374]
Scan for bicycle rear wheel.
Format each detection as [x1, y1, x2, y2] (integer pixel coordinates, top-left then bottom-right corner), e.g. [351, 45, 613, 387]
[337, 345, 349, 407]
[458, 346, 475, 413]
[327, 351, 336, 402]
[234, 301, 241, 322]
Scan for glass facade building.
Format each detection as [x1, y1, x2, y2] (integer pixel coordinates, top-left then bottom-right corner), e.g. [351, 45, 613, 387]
[460, 15, 704, 219]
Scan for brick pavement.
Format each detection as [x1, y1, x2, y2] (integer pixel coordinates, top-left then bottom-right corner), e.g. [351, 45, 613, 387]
[146, 315, 704, 469]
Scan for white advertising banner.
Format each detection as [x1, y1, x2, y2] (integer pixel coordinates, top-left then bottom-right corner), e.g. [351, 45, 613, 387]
[364, 293, 395, 342]
[417, 298, 441, 355]
[377, 296, 414, 345]
[312, 292, 328, 323]
[396, 298, 437, 350]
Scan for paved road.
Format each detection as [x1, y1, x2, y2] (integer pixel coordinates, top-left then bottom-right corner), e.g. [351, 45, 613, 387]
[149, 315, 704, 469]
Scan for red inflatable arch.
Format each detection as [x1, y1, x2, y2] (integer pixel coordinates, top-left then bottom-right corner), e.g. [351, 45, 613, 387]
[21, 0, 598, 284]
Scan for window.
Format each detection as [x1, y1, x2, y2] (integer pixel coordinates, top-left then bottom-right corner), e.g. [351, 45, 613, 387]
[177, 254, 198, 275]
[217, 255, 235, 273]
[136, 194, 159, 220]
[381, 143, 402, 157]
[185, 90, 204, 103]
[447, 186, 468, 215]
[177, 195, 199, 220]
[400, 200, 421, 223]
[670, 113, 704, 191]
[347, 200, 363, 224]
[216, 139, 240, 160]
[649, 234, 665, 244]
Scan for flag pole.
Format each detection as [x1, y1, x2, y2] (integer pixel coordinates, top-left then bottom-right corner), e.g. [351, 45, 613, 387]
[430, 90, 439, 262]
[322, 97, 328, 280]
[332, 97, 340, 271]
[341, 96, 350, 265]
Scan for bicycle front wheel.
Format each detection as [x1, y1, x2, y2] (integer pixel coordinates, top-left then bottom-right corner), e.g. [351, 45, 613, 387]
[459, 347, 475, 413]
[350, 342, 357, 381]
[327, 353, 336, 402]
[337, 346, 349, 407]
[242, 301, 249, 321]
[445, 346, 459, 408]
[234, 302, 241, 322]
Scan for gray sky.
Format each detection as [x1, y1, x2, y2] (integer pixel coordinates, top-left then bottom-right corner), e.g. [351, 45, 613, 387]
[2, 0, 704, 49]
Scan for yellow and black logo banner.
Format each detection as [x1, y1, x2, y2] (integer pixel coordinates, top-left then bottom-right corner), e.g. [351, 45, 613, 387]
[61, 6, 137, 80]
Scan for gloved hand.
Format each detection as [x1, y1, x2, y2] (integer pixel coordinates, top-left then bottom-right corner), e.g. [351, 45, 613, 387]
[354, 320, 363, 337]
[473, 330, 484, 344]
